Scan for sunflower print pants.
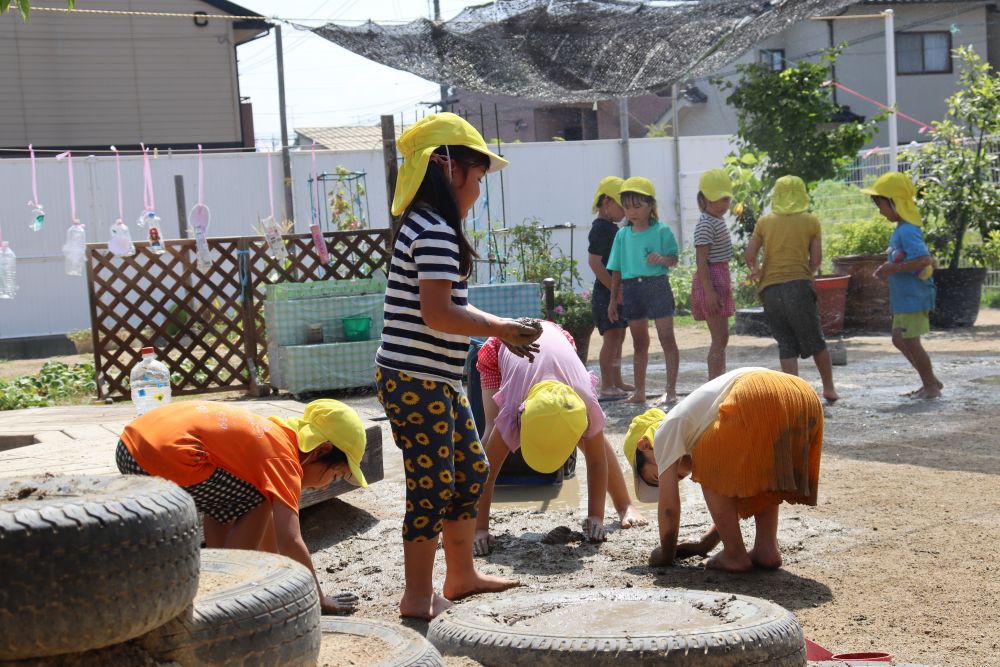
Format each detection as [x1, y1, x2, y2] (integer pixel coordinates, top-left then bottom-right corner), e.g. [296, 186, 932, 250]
[375, 366, 490, 541]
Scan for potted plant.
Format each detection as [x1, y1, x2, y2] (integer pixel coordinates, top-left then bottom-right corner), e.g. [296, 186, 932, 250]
[906, 46, 1000, 328]
[66, 329, 93, 355]
[551, 289, 595, 365]
[827, 215, 895, 331]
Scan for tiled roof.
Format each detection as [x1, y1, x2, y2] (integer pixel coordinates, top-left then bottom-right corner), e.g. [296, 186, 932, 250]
[296, 125, 405, 152]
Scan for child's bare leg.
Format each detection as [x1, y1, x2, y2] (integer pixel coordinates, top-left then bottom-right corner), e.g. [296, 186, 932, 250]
[613, 330, 633, 391]
[603, 436, 647, 527]
[654, 317, 679, 402]
[441, 517, 519, 602]
[812, 349, 839, 402]
[779, 357, 799, 376]
[627, 320, 650, 403]
[400, 537, 452, 620]
[599, 328, 627, 395]
[705, 315, 729, 380]
[749, 503, 782, 569]
[700, 487, 752, 572]
[202, 515, 229, 548]
[899, 335, 941, 398]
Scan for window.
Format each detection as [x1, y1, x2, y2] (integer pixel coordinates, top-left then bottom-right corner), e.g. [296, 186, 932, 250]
[759, 49, 785, 72]
[896, 32, 952, 74]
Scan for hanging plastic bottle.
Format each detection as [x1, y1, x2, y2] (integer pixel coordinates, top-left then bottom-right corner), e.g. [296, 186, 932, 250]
[259, 213, 288, 263]
[130, 346, 172, 417]
[56, 151, 87, 277]
[107, 146, 135, 258]
[310, 223, 330, 266]
[27, 144, 45, 232]
[139, 144, 166, 255]
[189, 145, 213, 271]
[0, 242, 17, 299]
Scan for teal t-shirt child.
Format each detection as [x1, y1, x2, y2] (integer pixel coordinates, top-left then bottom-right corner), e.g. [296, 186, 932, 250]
[606, 221, 679, 279]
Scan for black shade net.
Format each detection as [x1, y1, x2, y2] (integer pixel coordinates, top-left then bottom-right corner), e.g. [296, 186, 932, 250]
[309, 0, 859, 103]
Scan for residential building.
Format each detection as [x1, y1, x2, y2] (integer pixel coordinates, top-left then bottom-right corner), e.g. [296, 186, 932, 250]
[0, 0, 269, 153]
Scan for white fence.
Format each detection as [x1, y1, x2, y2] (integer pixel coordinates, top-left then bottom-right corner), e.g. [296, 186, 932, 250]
[0, 135, 736, 341]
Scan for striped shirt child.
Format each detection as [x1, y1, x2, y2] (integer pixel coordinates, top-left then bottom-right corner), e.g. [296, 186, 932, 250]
[693, 212, 733, 263]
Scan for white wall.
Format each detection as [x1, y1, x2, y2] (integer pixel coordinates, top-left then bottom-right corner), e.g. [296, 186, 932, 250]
[0, 135, 735, 340]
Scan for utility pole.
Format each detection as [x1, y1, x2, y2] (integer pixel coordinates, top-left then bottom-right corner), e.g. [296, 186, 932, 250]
[884, 9, 898, 171]
[618, 98, 631, 178]
[275, 24, 295, 223]
[433, 0, 450, 112]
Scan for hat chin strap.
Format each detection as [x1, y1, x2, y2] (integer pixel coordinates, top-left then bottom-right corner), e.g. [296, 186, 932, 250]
[428, 146, 454, 183]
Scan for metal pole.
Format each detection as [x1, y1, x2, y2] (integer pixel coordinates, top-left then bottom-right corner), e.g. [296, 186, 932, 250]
[380, 115, 399, 218]
[275, 25, 295, 223]
[433, 0, 450, 112]
[618, 98, 631, 178]
[174, 175, 188, 239]
[884, 9, 898, 171]
[671, 83, 684, 251]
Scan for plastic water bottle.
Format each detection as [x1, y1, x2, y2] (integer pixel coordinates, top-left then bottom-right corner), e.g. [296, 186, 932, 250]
[130, 347, 172, 417]
[63, 223, 87, 276]
[142, 212, 165, 255]
[0, 242, 17, 299]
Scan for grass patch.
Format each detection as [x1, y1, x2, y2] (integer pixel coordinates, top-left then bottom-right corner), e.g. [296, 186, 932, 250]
[0, 361, 97, 411]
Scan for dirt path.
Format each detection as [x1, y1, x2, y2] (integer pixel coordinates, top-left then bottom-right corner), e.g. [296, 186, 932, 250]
[302, 310, 1000, 667]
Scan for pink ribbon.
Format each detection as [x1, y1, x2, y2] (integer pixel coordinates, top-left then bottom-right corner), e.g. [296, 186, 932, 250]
[823, 80, 931, 133]
[28, 144, 39, 207]
[267, 152, 275, 220]
[55, 151, 78, 223]
[311, 141, 320, 223]
[197, 144, 205, 207]
[111, 146, 124, 222]
[141, 143, 155, 212]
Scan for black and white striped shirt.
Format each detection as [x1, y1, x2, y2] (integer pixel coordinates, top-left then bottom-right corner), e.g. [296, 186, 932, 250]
[376, 208, 470, 384]
[694, 212, 733, 264]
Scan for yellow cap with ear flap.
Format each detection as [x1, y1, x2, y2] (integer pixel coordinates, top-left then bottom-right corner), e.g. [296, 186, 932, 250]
[519, 381, 588, 474]
[623, 408, 667, 503]
[699, 168, 734, 202]
[771, 175, 810, 215]
[860, 171, 923, 227]
[279, 399, 368, 487]
[592, 176, 624, 213]
[391, 112, 509, 217]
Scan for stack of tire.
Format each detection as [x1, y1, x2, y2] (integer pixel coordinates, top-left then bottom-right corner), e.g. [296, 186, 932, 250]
[0, 475, 321, 667]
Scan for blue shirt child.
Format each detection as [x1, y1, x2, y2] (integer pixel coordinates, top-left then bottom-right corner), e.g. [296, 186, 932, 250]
[887, 221, 935, 314]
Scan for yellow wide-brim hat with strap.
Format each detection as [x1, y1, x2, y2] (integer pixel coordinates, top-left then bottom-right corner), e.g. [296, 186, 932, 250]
[699, 168, 734, 202]
[592, 176, 624, 213]
[771, 175, 810, 215]
[519, 381, 588, 474]
[620, 176, 656, 199]
[623, 407, 667, 503]
[279, 399, 368, 487]
[391, 112, 509, 217]
[860, 171, 922, 226]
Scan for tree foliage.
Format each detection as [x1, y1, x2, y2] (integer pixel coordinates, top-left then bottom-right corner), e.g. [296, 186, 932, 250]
[718, 47, 883, 186]
[1, 0, 75, 20]
[906, 46, 1000, 269]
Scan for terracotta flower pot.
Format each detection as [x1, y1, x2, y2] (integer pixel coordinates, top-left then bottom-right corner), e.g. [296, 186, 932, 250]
[831, 255, 891, 332]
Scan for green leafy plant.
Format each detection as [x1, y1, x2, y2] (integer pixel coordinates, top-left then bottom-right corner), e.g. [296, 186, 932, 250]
[905, 46, 1000, 269]
[718, 45, 883, 187]
[506, 219, 581, 290]
[326, 166, 367, 231]
[550, 289, 594, 337]
[668, 250, 696, 314]
[0, 361, 96, 411]
[645, 122, 672, 138]
[825, 215, 894, 259]
[0, 0, 74, 19]
[724, 150, 770, 244]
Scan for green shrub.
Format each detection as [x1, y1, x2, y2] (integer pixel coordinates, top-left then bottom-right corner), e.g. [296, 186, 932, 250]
[0, 362, 96, 411]
[825, 215, 893, 260]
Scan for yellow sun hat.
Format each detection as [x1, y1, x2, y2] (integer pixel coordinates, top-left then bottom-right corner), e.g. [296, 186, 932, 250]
[279, 399, 368, 487]
[623, 408, 667, 503]
[519, 381, 588, 474]
[592, 176, 624, 213]
[699, 168, 734, 202]
[860, 171, 923, 227]
[620, 176, 656, 199]
[771, 175, 810, 215]
[391, 112, 509, 217]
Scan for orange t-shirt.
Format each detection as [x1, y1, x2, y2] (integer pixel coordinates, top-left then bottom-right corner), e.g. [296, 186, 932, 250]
[120, 401, 303, 513]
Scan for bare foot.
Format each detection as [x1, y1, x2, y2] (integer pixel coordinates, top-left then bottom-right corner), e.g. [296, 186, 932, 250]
[626, 392, 647, 404]
[823, 389, 839, 404]
[652, 393, 678, 408]
[443, 572, 520, 602]
[914, 385, 942, 399]
[619, 505, 648, 528]
[399, 591, 452, 621]
[617, 382, 635, 392]
[600, 387, 628, 398]
[749, 546, 783, 570]
[705, 550, 753, 572]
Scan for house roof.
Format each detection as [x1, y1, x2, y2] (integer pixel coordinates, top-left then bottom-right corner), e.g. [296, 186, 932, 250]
[297, 125, 405, 151]
[200, 0, 270, 44]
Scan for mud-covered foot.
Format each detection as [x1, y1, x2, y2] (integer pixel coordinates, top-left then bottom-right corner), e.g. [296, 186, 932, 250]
[652, 393, 678, 408]
[600, 386, 628, 398]
[616, 382, 635, 392]
[619, 505, 648, 529]
[749, 546, 783, 570]
[914, 384, 942, 399]
[626, 392, 647, 404]
[823, 388, 840, 404]
[705, 550, 753, 573]
[321, 592, 360, 615]
[443, 572, 520, 602]
[399, 592, 452, 621]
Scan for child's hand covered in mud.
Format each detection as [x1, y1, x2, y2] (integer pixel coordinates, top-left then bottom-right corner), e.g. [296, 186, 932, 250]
[582, 516, 606, 543]
[500, 318, 542, 362]
[473, 529, 496, 556]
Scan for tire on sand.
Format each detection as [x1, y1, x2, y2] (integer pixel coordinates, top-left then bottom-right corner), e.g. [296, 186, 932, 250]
[0, 475, 200, 661]
[319, 617, 444, 667]
[138, 548, 321, 667]
[428, 588, 806, 667]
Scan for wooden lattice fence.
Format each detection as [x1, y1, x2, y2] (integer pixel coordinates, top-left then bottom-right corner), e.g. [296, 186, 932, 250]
[86, 230, 391, 400]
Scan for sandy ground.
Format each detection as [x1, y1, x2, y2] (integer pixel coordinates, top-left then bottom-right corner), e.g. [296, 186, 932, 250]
[296, 310, 1000, 667]
[3, 314, 998, 666]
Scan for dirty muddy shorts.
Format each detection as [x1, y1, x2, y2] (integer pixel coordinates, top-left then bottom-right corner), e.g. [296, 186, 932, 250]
[761, 280, 826, 359]
[591, 284, 627, 334]
[115, 440, 265, 524]
[621, 275, 675, 321]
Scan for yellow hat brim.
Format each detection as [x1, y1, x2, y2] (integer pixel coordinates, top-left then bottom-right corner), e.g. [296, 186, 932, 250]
[391, 145, 508, 217]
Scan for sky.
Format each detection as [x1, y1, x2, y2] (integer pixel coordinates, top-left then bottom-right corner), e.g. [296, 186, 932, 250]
[236, 1, 481, 147]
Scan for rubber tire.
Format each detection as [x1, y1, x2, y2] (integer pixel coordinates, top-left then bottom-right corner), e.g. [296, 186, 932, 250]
[428, 588, 806, 666]
[0, 475, 200, 661]
[138, 548, 321, 667]
[320, 617, 445, 667]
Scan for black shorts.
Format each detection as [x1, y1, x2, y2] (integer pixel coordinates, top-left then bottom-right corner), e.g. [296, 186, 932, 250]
[116, 440, 265, 524]
[761, 280, 827, 359]
[622, 275, 675, 321]
[591, 285, 628, 335]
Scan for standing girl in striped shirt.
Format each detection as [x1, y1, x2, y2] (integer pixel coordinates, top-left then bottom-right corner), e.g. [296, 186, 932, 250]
[692, 169, 736, 380]
[375, 113, 542, 621]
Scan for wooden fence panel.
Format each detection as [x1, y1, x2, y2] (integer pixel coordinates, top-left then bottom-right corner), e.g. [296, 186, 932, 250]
[87, 230, 391, 400]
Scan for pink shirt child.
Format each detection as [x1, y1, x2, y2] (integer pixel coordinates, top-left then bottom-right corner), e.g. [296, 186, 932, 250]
[477, 321, 605, 452]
